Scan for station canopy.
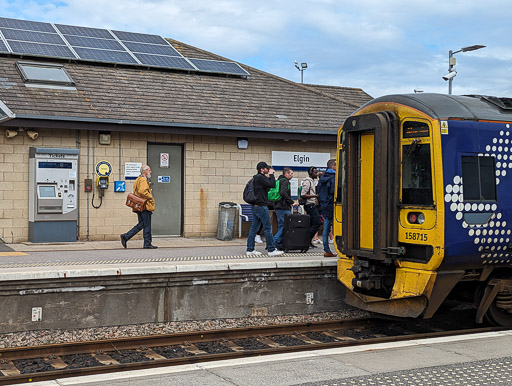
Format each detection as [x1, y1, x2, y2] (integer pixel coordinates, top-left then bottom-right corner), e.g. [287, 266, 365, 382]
[0, 17, 250, 77]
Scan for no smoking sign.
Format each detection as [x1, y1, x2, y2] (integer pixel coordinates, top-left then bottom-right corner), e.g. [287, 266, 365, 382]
[160, 153, 169, 168]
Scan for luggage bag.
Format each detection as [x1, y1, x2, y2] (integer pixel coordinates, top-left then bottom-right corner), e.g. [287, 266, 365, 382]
[282, 213, 310, 253]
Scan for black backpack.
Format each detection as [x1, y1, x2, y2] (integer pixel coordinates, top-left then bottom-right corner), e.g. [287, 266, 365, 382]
[243, 176, 257, 204]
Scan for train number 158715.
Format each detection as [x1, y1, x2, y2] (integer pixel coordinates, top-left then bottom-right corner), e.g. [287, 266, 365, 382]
[404, 232, 428, 242]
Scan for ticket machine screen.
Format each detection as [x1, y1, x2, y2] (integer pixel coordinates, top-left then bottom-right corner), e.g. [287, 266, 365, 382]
[39, 185, 56, 197]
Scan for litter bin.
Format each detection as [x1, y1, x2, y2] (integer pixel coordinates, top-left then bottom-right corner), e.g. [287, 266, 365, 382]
[217, 202, 237, 241]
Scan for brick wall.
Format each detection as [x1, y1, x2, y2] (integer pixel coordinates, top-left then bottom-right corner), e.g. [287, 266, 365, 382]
[1, 128, 335, 243]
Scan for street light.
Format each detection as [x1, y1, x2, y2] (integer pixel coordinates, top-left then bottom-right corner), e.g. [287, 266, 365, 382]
[294, 60, 307, 84]
[444, 44, 486, 94]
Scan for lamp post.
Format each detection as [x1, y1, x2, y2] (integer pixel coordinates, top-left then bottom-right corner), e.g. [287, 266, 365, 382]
[294, 61, 307, 84]
[445, 44, 486, 94]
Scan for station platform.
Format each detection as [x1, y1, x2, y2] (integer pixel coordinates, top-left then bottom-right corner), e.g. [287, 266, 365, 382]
[23, 329, 512, 385]
[0, 237, 344, 334]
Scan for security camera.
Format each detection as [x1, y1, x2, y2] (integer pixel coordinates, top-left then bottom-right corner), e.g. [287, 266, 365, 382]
[26, 130, 39, 140]
[294, 60, 300, 70]
[442, 71, 457, 81]
[5, 129, 17, 138]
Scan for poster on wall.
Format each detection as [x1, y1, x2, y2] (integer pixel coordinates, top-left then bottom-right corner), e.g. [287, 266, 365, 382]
[290, 178, 299, 198]
[125, 162, 142, 180]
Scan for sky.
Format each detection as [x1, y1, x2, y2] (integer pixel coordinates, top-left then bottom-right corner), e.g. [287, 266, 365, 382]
[1, 0, 511, 98]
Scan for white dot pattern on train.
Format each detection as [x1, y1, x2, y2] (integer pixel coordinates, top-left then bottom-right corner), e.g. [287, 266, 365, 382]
[444, 123, 512, 265]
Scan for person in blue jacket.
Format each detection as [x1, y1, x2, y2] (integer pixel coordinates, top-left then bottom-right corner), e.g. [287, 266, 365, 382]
[317, 159, 337, 257]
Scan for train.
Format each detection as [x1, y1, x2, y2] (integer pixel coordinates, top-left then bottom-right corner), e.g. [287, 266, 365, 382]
[333, 93, 512, 326]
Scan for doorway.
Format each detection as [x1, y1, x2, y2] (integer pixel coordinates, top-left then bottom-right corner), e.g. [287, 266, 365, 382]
[147, 143, 183, 236]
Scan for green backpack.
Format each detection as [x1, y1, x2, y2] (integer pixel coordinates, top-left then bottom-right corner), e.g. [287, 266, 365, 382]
[267, 179, 282, 202]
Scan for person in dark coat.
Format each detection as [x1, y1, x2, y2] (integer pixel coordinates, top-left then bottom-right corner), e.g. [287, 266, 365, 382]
[317, 159, 337, 257]
[246, 162, 285, 257]
[272, 167, 294, 250]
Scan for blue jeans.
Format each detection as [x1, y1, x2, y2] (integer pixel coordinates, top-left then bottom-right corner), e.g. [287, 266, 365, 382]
[273, 209, 291, 249]
[125, 210, 152, 247]
[247, 205, 276, 252]
[322, 216, 333, 253]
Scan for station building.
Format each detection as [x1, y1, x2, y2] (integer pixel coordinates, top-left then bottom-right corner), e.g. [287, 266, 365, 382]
[0, 17, 372, 243]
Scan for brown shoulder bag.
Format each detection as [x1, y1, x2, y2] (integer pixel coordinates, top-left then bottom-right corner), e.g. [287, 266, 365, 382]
[126, 193, 147, 212]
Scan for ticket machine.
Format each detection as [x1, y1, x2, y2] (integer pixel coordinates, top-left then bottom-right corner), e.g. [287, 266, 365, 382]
[29, 147, 79, 242]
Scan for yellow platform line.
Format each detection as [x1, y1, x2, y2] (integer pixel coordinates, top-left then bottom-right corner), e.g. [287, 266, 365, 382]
[0, 252, 29, 256]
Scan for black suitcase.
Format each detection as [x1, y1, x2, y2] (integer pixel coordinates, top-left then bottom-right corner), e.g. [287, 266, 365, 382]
[282, 214, 310, 252]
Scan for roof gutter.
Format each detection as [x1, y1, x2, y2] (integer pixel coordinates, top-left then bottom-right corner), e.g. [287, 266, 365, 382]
[4, 114, 337, 141]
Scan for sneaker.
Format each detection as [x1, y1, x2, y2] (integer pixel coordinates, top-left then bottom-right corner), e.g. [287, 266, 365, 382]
[329, 239, 334, 244]
[255, 235, 263, 244]
[324, 251, 336, 257]
[268, 250, 284, 257]
[312, 239, 322, 244]
[246, 250, 263, 256]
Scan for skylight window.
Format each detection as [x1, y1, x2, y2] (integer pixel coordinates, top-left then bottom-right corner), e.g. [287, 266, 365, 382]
[16, 62, 75, 88]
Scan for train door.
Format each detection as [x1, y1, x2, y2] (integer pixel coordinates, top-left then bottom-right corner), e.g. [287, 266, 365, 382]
[341, 112, 399, 260]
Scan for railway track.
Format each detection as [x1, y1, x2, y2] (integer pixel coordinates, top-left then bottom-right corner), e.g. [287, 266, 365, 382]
[0, 314, 506, 385]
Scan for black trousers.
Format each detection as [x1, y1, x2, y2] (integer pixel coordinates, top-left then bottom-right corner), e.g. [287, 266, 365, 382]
[125, 210, 152, 247]
[304, 204, 321, 242]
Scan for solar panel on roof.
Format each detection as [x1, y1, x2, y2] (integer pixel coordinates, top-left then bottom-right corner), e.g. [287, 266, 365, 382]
[113, 30, 167, 45]
[134, 53, 195, 70]
[0, 17, 54, 33]
[123, 41, 181, 56]
[55, 24, 113, 39]
[189, 58, 249, 76]
[8, 40, 76, 58]
[0, 40, 8, 53]
[1, 28, 65, 45]
[0, 17, 250, 77]
[74, 47, 138, 64]
[64, 35, 124, 50]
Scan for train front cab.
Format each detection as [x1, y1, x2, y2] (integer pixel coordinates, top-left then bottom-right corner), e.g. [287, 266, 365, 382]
[334, 104, 450, 320]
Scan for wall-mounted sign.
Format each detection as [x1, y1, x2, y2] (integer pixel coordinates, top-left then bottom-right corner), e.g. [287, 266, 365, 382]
[114, 181, 126, 192]
[125, 162, 142, 180]
[290, 178, 298, 198]
[158, 176, 170, 183]
[95, 160, 112, 177]
[271, 151, 331, 170]
[160, 153, 169, 168]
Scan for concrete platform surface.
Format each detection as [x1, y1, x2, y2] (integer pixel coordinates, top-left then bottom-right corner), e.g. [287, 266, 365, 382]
[0, 237, 335, 279]
[21, 330, 512, 386]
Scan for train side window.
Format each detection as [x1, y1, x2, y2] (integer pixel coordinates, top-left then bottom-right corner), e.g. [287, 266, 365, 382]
[461, 156, 497, 201]
[402, 142, 433, 206]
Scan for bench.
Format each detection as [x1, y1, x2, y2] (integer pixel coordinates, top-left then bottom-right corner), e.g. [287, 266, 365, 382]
[237, 203, 304, 238]
[237, 204, 254, 238]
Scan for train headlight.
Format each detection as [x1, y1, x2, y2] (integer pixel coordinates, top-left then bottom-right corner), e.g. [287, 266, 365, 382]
[407, 212, 425, 224]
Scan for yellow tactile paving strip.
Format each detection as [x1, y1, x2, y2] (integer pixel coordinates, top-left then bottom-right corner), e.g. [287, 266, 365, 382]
[0, 252, 28, 256]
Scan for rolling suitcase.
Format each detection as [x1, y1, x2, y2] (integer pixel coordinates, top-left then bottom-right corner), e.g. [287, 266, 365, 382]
[282, 213, 310, 252]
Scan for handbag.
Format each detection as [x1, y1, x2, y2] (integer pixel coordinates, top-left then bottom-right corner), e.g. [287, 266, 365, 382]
[125, 193, 147, 212]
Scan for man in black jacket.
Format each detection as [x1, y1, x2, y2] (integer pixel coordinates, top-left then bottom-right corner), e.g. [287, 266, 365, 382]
[246, 162, 285, 257]
[273, 167, 294, 250]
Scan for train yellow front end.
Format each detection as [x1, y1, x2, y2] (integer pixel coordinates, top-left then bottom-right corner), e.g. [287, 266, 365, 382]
[334, 97, 450, 319]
